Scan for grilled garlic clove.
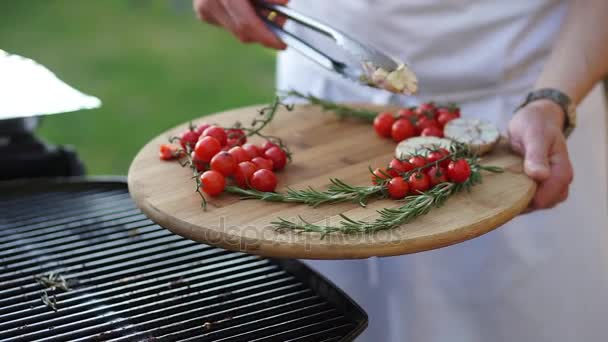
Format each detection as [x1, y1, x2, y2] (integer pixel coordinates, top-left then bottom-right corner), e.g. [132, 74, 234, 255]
[361, 62, 418, 95]
[443, 118, 500, 155]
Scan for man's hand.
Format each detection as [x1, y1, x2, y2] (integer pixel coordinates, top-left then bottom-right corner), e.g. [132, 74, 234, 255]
[508, 100, 574, 210]
[193, 0, 288, 49]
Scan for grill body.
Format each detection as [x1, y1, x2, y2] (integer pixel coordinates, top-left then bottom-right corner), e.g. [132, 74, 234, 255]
[0, 178, 366, 341]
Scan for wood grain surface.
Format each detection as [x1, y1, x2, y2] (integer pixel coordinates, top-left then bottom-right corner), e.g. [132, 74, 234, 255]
[128, 104, 536, 259]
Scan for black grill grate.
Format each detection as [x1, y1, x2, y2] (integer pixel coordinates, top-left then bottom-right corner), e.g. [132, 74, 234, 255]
[0, 179, 366, 342]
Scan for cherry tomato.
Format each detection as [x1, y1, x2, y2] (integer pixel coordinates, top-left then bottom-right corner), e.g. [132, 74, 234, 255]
[200, 170, 226, 196]
[408, 172, 431, 193]
[437, 111, 458, 128]
[371, 167, 391, 185]
[391, 119, 417, 142]
[226, 128, 247, 147]
[210, 152, 237, 176]
[426, 166, 448, 186]
[179, 130, 200, 151]
[387, 177, 410, 199]
[415, 117, 440, 133]
[416, 102, 437, 118]
[262, 141, 279, 151]
[191, 152, 207, 172]
[397, 108, 416, 119]
[202, 126, 228, 146]
[426, 150, 450, 168]
[421, 126, 444, 138]
[234, 161, 257, 188]
[159, 144, 181, 161]
[243, 143, 263, 159]
[388, 158, 414, 177]
[447, 159, 472, 183]
[373, 112, 395, 138]
[228, 146, 251, 164]
[251, 157, 274, 171]
[408, 156, 427, 169]
[438, 106, 461, 118]
[264, 146, 288, 171]
[194, 136, 222, 163]
[250, 169, 278, 192]
[195, 123, 211, 136]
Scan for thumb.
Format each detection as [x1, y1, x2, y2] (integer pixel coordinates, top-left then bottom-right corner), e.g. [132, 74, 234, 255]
[523, 134, 552, 181]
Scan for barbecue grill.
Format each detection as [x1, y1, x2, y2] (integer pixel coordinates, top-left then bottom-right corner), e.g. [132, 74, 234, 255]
[0, 178, 367, 341]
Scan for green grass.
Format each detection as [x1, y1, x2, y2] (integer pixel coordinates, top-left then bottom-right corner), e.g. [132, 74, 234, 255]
[0, 0, 278, 174]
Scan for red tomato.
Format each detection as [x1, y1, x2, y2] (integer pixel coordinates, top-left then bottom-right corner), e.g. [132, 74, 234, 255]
[388, 158, 414, 177]
[159, 144, 180, 161]
[251, 157, 274, 171]
[264, 146, 287, 171]
[228, 146, 250, 164]
[242, 143, 263, 159]
[387, 177, 410, 200]
[438, 106, 461, 118]
[408, 172, 431, 193]
[210, 152, 237, 176]
[250, 169, 278, 192]
[262, 141, 279, 151]
[421, 126, 444, 138]
[415, 117, 440, 133]
[397, 108, 416, 119]
[191, 152, 207, 172]
[437, 111, 458, 128]
[226, 128, 247, 147]
[391, 119, 417, 142]
[447, 159, 472, 183]
[200, 170, 226, 196]
[371, 167, 391, 185]
[179, 130, 200, 151]
[202, 126, 228, 146]
[194, 136, 222, 163]
[234, 161, 257, 188]
[373, 112, 395, 138]
[426, 166, 448, 186]
[195, 123, 211, 136]
[408, 156, 427, 169]
[427, 149, 451, 168]
[416, 102, 437, 119]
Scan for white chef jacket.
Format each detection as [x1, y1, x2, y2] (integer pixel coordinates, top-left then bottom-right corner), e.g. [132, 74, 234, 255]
[276, 1, 608, 341]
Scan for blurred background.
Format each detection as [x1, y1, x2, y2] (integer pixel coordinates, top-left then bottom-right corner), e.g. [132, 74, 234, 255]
[0, 0, 278, 175]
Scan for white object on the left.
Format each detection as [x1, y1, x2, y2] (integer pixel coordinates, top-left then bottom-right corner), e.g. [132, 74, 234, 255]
[0, 49, 101, 120]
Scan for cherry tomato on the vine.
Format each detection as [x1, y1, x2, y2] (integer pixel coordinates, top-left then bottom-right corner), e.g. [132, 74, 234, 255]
[242, 143, 263, 159]
[437, 111, 458, 128]
[226, 128, 247, 147]
[210, 152, 237, 176]
[371, 167, 391, 185]
[416, 117, 440, 134]
[264, 146, 288, 171]
[421, 126, 444, 138]
[202, 126, 228, 146]
[408, 156, 427, 169]
[234, 161, 257, 188]
[397, 108, 416, 119]
[387, 177, 410, 199]
[262, 141, 279, 151]
[388, 158, 414, 177]
[252, 157, 274, 171]
[194, 136, 222, 163]
[408, 172, 431, 193]
[447, 159, 472, 183]
[200, 170, 226, 196]
[191, 152, 207, 172]
[195, 123, 211, 136]
[250, 169, 278, 192]
[373, 112, 395, 138]
[159, 144, 181, 161]
[228, 146, 251, 164]
[391, 119, 417, 142]
[426, 166, 448, 186]
[179, 130, 200, 151]
[426, 149, 451, 168]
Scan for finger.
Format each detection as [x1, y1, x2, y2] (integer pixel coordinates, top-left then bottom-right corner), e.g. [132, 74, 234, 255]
[221, 0, 286, 49]
[531, 140, 573, 209]
[522, 129, 551, 181]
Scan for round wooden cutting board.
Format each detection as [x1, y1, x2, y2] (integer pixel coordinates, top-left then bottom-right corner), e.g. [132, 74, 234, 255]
[128, 103, 536, 259]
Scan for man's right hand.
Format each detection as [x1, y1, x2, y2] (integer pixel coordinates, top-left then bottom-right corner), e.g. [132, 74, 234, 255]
[193, 0, 288, 50]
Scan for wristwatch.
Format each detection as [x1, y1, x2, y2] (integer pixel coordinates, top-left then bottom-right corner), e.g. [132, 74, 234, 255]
[516, 88, 577, 137]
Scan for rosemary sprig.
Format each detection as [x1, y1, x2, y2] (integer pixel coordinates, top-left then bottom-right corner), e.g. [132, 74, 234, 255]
[286, 90, 379, 122]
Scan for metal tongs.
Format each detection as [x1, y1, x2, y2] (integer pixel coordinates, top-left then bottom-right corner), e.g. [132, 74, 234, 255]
[256, 3, 403, 89]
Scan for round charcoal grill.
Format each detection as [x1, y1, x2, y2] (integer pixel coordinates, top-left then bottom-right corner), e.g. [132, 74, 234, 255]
[0, 178, 367, 341]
